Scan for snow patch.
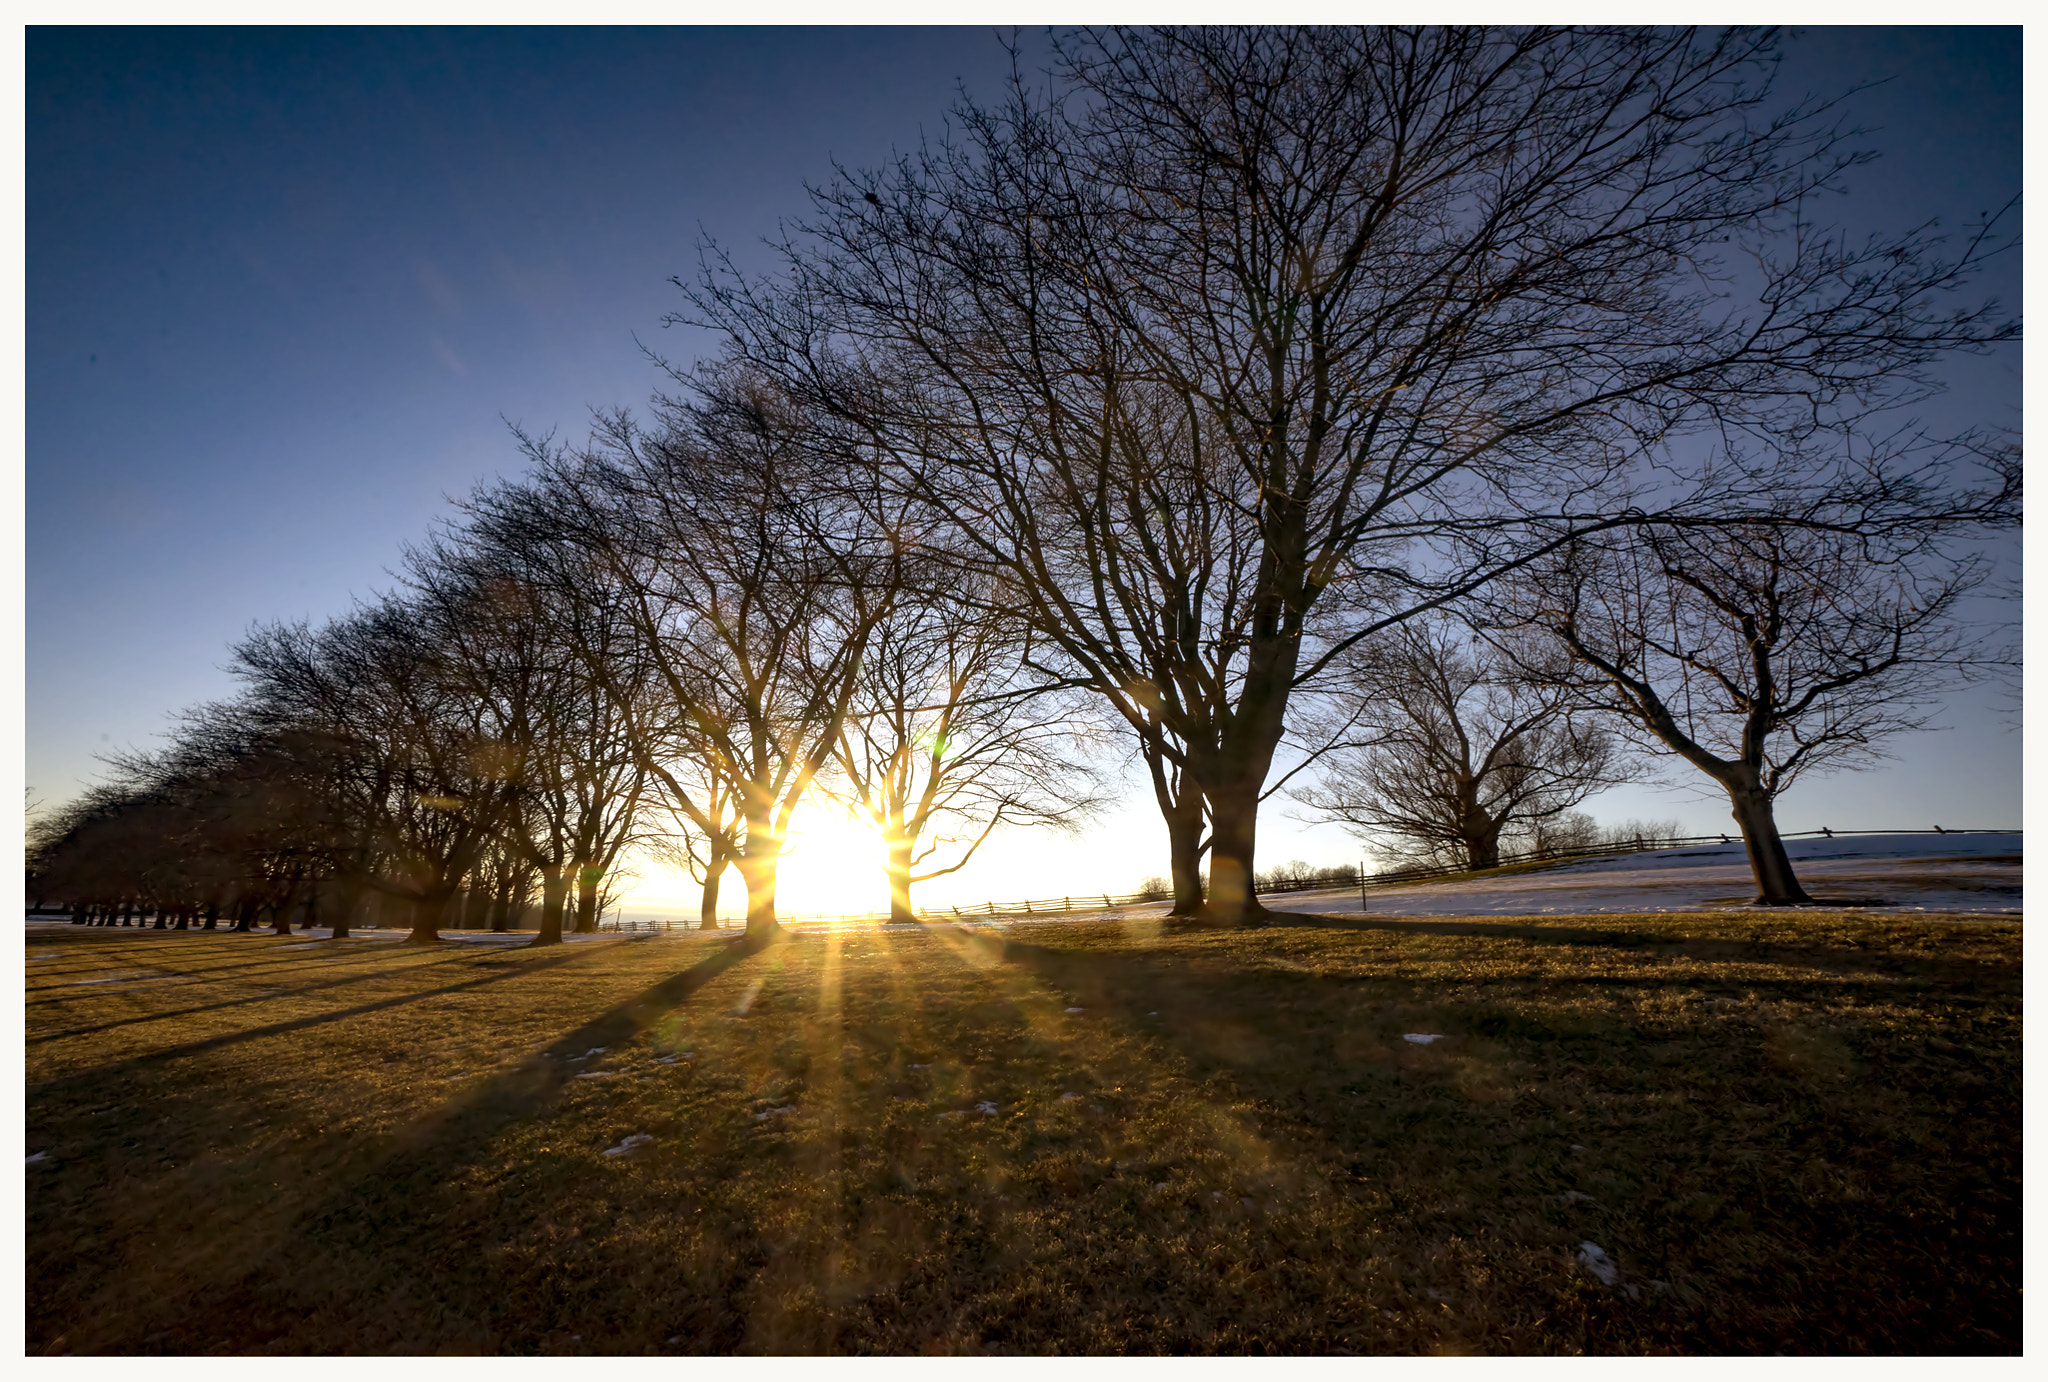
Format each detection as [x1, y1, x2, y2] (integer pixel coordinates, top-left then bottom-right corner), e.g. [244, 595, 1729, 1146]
[1577, 1242, 1620, 1286]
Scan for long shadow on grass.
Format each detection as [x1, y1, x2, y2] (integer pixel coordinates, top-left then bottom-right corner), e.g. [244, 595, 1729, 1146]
[954, 919, 2020, 1353]
[58, 935, 773, 1353]
[23, 937, 423, 995]
[24, 944, 627, 1104]
[26, 948, 508, 1044]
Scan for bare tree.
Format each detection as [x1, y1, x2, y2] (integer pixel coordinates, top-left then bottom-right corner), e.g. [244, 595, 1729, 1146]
[489, 371, 903, 943]
[1295, 621, 1623, 871]
[404, 518, 653, 946]
[233, 603, 524, 944]
[1493, 506, 2001, 903]
[687, 26, 2014, 924]
[827, 561, 1104, 923]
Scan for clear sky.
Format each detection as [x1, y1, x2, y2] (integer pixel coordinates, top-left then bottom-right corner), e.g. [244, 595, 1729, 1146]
[25, 26, 2021, 919]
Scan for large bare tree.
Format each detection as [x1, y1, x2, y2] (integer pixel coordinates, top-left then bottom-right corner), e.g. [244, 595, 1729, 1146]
[1492, 493, 2006, 903]
[686, 26, 2014, 924]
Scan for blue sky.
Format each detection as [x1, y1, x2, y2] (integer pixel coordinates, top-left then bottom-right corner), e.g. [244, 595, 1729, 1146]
[25, 27, 2021, 911]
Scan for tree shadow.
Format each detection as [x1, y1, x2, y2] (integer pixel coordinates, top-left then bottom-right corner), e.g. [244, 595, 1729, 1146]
[26, 948, 520, 1045]
[25, 946, 619, 1103]
[29, 934, 772, 1353]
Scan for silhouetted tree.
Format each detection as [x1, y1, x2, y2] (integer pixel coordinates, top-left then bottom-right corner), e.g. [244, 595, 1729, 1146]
[827, 560, 1104, 922]
[1495, 488, 2008, 903]
[494, 370, 904, 942]
[402, 519, 652, 946]
[686, 25, 2015, 925]
[1295, 621, 1623, 871]
[233, 603, 525, 943]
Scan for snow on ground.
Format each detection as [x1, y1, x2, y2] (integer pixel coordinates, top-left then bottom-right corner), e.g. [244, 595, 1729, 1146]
[1258, 832, 2021, 920]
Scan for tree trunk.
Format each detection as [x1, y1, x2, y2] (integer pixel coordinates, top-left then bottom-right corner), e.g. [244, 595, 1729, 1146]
[1462, 817, 1504, 872]
[328, 878, 363, 940]
[490, 874, 515, 933]
[1194, 614, 1303, 927]
[530, 868, 568, 947]
[735, 843, 781, 943]
[1142, 746, 1207, 916]
[573, 866, 601, 934]
[1164, 796, 1207, 917]
[699, 856, 725, 929]
[203, 902, 220, 931]
[406, 888, 451, 944]
[1201, 787, 1271, 925]
[884, 834, 916, 924]
[231, 900, 255, 933]
[1725, 782, 1813, 905]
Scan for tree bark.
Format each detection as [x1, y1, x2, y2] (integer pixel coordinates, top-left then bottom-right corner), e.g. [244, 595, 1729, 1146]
[530, 868, 568, 947]
[1164, 799, 1206, 916]
[699, 856, 725, 930]
[572, 865, 601, 934]
[1200, 788, 1271, 925]
[1461, 808, 1505, 871]
[884, 835, 916, 924]
[406, 887, 452, 944]
[735, 843, 781, 942]
[327, 877, 363, 940]
[1141, 747, 1207, 916]
[490, 873, 515, 932]
[1725, 782, 1814, 905]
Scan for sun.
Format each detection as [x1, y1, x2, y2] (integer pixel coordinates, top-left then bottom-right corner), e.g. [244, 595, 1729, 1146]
[773, 801, 894, 919]
[609, 799, 893, 923]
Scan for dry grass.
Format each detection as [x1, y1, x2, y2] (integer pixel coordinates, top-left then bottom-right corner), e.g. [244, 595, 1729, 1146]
[23, 907, 2020, 1355]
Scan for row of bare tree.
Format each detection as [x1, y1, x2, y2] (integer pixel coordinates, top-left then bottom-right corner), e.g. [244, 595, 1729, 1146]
[30, 27, 2017, 930]
[29, 402, 1104, 941]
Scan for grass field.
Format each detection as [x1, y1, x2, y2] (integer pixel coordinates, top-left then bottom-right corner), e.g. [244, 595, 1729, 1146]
[24, 908, 2021, 1355]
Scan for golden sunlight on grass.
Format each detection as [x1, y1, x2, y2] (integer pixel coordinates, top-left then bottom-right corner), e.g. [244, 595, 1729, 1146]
[24, 909, 2020, 1354]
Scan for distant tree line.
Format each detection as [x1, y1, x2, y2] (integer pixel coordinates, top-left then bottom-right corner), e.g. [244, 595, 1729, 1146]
[28, 27, 2016, 933]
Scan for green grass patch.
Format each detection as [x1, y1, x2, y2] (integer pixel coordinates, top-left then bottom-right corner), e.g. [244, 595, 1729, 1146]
[24, 909, 2020, 1354]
